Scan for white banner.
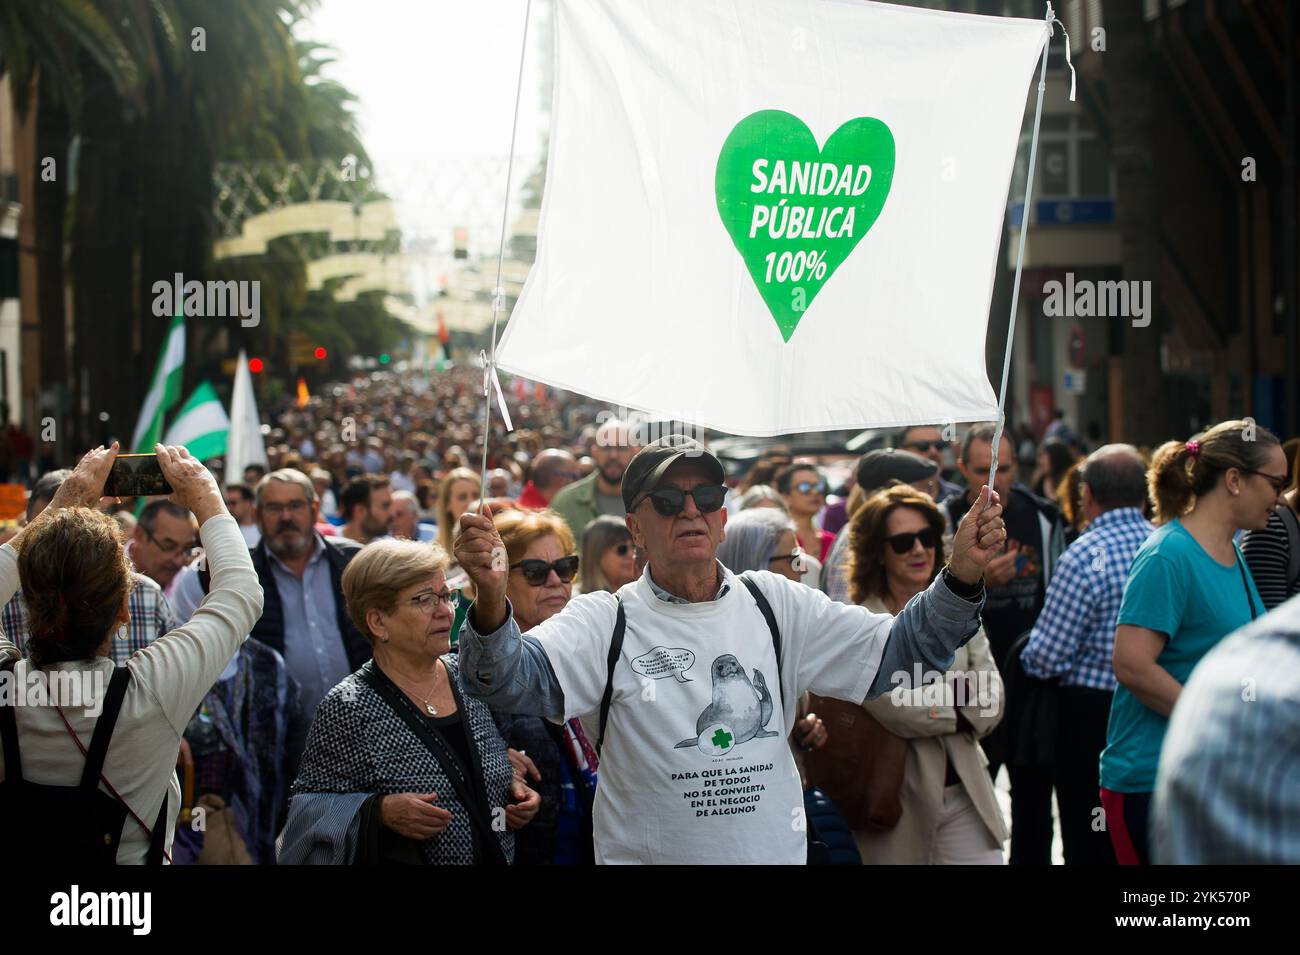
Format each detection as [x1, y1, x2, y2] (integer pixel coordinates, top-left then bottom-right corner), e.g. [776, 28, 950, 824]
[497, 0, 1048, 436]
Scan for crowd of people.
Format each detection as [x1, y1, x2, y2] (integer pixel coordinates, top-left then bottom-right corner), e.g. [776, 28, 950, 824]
[1, 366, 1297, 866]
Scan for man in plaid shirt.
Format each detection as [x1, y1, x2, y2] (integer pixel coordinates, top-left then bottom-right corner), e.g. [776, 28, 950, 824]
[1020, 444, 1153, 865]
[1, 470, 176, 664]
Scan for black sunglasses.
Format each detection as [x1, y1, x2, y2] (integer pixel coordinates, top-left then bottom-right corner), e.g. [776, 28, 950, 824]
[637, 484, 727, 517]
[884, 529, 939, 554]
[510, 555, 580, 585]
[905, 440, 946, 452]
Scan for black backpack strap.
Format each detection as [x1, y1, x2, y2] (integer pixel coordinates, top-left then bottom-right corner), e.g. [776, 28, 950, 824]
[740, 574, 786, 721]
[79, 666, 132, 790]
[147, 793, 169, 865]
[596, 598, 626, 757]
[0, 661, 21, 782]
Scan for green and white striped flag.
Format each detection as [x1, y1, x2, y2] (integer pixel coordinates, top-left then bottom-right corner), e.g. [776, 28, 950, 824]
[162, 381, 230, 461]
[131, 311, 186, 451]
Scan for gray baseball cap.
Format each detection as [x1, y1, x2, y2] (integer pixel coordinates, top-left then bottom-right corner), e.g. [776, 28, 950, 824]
[621, 435, 725, 511]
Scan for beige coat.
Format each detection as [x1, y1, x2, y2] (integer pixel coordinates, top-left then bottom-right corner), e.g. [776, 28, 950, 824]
[852, 595, 1008, 864]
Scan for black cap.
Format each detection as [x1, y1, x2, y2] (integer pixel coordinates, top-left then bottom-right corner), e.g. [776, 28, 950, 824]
[855, 448, 938, 494]
[621, 435, 725, 511]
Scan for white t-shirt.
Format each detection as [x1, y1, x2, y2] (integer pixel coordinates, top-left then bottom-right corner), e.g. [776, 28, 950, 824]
[536, 565, 889, 864]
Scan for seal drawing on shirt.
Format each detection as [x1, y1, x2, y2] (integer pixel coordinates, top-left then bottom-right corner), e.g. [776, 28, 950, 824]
[674, 654, 779, 754]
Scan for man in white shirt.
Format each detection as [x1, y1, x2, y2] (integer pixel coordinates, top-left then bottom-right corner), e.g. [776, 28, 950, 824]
[455, 435, 1007, 864]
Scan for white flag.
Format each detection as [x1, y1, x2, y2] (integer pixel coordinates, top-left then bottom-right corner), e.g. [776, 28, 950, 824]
[225, 350, 268, 483]
[498, 0, 1049, 436]
[162, 381, 230, 462]
[131, 312, 185, 451]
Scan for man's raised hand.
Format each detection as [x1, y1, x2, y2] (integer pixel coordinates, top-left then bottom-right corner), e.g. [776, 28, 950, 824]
[454, 503, 510, 631]
[947, 486, 1007, 586]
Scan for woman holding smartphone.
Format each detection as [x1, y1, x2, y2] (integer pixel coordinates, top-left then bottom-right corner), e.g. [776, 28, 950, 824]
[0, 443, 262, 863]
[1101, 420, 1286, 864]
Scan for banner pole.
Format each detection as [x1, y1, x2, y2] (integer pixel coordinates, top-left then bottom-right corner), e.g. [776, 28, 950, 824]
[987, 2, 1058, 502]
[477, 0, 532, 515]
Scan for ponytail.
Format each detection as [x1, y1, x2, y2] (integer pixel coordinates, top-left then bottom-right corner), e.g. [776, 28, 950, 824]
[1148, 419, 1281, 524]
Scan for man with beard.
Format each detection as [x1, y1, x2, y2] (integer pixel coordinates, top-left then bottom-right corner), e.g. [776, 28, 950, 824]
[198, 469, 372, 774]
[551, 419, 638, 549]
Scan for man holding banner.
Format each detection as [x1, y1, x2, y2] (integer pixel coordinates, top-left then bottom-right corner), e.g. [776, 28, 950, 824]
[456, 434, 1006, 864]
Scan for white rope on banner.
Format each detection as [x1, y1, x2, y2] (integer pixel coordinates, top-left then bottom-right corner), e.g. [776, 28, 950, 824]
[987, 1, 1061, 504]
[477, 0, 532, 514]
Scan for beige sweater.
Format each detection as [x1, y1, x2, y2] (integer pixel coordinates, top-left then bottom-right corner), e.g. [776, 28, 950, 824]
[853, 594, 1008, 864]
[0, 514, 263, 863]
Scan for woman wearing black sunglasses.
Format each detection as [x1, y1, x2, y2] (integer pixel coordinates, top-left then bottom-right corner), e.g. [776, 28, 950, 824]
[776, 462, 836, 563]
[841, 485, 1007, 865]
[579, 516, 639, 595]
[490, 508, 598, 865]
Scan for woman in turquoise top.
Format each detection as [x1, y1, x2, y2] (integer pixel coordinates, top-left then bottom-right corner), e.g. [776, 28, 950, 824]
[1101, 419, 1287, 864]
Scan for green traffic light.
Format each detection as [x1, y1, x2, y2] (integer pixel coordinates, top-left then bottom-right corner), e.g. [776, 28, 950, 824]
[379, 353, 390, 364]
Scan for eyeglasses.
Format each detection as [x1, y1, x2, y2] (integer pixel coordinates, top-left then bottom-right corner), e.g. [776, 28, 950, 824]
[636, 484, 727, 517]
[768, 547, 808, 573]
[905, 441, 947, 453]
[793, 480, 827, 495]
[510, 555, 580, 585]
[884, 529, 939, 554]
[1244, 470, 1290, 494]
[261, 500, 310, 516]
[143, 526, 198, 556]
[399, 589, 457, 614]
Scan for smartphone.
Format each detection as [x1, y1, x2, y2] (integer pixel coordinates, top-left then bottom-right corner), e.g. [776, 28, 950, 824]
[104, 453, 174, 498]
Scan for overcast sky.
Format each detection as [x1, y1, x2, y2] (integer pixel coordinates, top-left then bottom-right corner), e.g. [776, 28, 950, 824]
[301, 0, 550, 247]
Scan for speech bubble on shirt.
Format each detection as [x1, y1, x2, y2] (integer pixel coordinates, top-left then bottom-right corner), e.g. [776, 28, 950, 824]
[631, 647, 696, 684]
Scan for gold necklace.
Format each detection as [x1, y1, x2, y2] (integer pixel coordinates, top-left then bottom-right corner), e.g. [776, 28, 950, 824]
[398, 665, 443, 715]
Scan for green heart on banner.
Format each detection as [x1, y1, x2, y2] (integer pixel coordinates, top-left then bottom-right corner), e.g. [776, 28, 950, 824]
[715, 110, 896, 342]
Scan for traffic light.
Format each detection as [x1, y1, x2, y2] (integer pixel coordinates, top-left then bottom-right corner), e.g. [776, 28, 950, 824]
[378, 353, 390, 365]
[249, 357, 264, 374]
[315, 346, 327, 360]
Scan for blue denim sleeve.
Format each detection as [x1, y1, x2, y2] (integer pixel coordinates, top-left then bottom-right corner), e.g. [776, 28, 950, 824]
[864, 574, 985, 699]
[455, 599, 567, 720]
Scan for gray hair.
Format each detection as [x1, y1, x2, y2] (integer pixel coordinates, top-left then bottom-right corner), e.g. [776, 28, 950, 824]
[28, 469, 73, 520]
[391, 488, 419, 506]
[1081, 444, 1148, 509]
[255, 468, 317, 508]
[717, 508, 794, 575]
[735, 484, 788, 513]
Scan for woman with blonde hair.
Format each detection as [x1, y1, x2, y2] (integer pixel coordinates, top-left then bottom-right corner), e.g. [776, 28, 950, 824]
[840, 485, 1005, 864]
[436, 467, 482, 590]
[1102, 419, 1285, 864]
[279, 538, 539, 865]
[489, 507, 598, 864]
[435, 467, 482, 558]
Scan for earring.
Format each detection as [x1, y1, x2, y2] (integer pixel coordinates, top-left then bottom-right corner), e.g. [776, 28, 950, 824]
[116, 624, 127, 641]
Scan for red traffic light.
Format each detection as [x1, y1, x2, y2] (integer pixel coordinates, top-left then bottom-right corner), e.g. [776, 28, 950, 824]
[315, 346, 327, 360]
[249, 358, 264, 374]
